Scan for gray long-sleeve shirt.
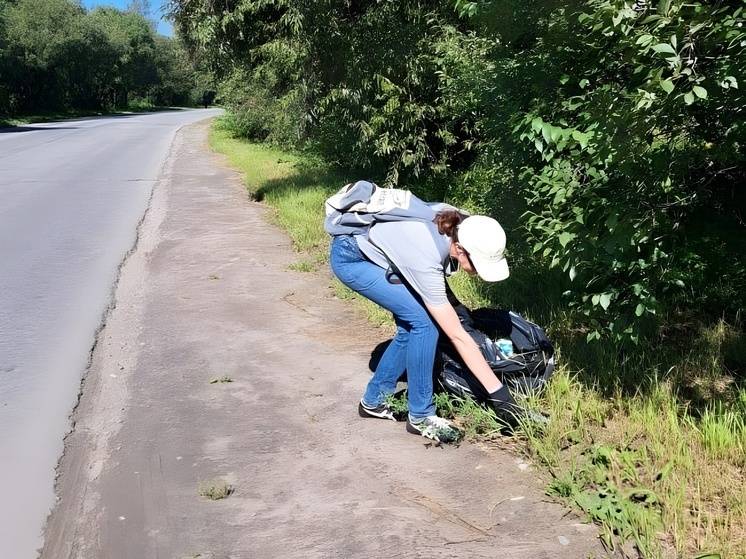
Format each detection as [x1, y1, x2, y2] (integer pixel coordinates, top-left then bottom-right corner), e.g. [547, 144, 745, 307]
[357, 220, 453, 306]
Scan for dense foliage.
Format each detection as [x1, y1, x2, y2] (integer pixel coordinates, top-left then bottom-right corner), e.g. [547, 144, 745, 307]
[0, 0, 210, 115]
[477, 0, 746, 342]
[170, 0, 745, 344]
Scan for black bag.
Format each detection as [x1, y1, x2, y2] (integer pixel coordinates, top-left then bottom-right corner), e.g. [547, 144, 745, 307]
[436, 306, 555, 402]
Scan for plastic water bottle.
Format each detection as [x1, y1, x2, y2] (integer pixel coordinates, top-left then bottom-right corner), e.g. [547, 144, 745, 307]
[496, 338, 514, 357]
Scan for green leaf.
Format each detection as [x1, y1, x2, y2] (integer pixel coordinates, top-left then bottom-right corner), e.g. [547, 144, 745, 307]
[599, 293, 612, 310]
[660, 79, 674, 94]
[549, 126, 563, 143]
[684, 91, 695, 105]
[553, 188, 567, 205]
[692, 85, 707, 99]
[579, 79, 589, 88]
[571, 130, 589, 148]
[636, 34, 653, 45]
[689, 23, 705, 35]
[652, 43, 676, 55]
[569, 266, 577, 281]
[558, 232, 574, 247]
[541, 123, 552, 143]
[635, 303, 645, 316]
[534, 138, 544, 152]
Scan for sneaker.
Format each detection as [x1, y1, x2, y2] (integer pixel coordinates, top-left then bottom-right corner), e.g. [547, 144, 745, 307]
[358, 399, 398, 421]
[406, 415, 462, 443]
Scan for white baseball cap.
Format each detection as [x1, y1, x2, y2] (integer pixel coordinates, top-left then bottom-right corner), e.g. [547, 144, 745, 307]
[458, 215, 509, 282]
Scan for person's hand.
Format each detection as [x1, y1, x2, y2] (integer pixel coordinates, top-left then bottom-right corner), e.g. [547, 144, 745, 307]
[486, 385, 550, 431]
[486, 385, 522, 428]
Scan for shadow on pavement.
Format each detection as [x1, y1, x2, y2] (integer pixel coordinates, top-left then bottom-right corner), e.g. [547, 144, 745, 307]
[0, 126, 79, 133]
[0, 108, 197, 131]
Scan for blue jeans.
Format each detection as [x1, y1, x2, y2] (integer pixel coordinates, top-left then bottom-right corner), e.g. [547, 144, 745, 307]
[330, 235, 437, 418]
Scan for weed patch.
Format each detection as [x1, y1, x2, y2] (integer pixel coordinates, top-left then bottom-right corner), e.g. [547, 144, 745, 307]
[198, 480, 233, 500]
[381, 391, 409, 421]
[288, 260, 315, 273]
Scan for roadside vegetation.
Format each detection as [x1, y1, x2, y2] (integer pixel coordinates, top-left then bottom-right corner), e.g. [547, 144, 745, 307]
[0, 0, 213, 125]
[186, 0, 745, 556]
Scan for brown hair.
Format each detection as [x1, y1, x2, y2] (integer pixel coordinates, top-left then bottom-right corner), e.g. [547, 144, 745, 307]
[433, 209, 468, 240]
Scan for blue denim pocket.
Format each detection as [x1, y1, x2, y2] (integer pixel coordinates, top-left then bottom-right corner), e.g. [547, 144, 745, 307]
[330, 235, 363, 265]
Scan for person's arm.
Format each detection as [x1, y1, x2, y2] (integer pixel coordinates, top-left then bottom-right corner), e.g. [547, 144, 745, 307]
[427, 301, 523, 424]
[425, 302, 503, 393]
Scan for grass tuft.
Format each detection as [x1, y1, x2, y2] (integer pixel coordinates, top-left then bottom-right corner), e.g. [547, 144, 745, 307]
[288, 260, 316, 272]
[198, 479, 233, 500]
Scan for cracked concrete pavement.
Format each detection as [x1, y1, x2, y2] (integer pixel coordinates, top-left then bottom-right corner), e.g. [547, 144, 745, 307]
[41, 119, 605, 559]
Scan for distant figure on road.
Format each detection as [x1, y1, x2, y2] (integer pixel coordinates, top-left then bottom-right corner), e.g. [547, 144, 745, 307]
[201, 90, 216, 109]
[325, 181, 522, 443]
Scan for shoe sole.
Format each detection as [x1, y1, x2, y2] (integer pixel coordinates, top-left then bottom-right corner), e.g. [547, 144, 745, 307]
[405, 420, 428, 437]
[358, 402, 397, 421]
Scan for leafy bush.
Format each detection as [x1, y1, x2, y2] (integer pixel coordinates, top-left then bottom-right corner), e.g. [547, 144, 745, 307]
[429, 0, 746, 342]
[169, 0, 745, 347]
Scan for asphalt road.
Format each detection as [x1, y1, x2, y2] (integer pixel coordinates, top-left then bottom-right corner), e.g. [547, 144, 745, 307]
[0, 109, 221, 559]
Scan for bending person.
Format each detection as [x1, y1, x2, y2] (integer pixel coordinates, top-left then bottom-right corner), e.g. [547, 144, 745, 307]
[330, 208, 520, 443]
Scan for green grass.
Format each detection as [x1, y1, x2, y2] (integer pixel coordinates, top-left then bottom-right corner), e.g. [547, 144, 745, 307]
[209, 119, 746, 559]
[288, 260, 316, 272]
